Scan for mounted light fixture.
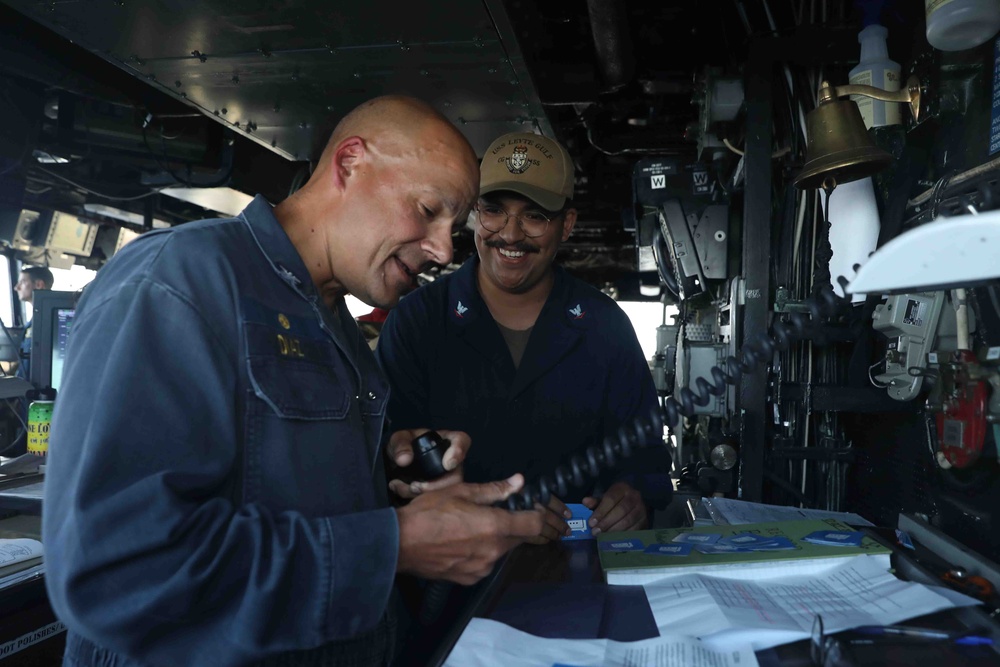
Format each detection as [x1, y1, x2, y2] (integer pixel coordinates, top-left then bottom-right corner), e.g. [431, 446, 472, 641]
[794, 76, 922, 191]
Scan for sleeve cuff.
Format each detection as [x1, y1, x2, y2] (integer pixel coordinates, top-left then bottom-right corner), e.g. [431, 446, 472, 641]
[322, 507, 399, 638]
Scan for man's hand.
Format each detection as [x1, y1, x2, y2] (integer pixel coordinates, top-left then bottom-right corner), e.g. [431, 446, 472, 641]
[525, 495, 572, 545]
[582, 481, 648, 535]
[386, 428, 470, 500]
[396, 474, 545, 585]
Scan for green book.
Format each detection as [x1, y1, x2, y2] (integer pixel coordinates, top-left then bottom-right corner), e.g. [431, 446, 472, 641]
[597, 519, 892, 585]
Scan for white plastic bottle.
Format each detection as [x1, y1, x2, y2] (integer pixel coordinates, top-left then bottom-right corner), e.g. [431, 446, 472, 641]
[926, 0, 1000, 51]
[849, 24, 901, 129]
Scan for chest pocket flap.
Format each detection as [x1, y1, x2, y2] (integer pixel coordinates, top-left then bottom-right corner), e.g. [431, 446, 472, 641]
[244, 320, 350, 420]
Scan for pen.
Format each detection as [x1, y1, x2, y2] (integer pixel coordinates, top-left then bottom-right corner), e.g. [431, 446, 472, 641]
[846, 636, 995, 649]
[850, 626, 994, 645]
[852, 625, 952, 639]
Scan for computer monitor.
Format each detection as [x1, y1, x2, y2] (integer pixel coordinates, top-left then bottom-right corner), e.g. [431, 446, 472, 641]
[29, 290, 77, 393]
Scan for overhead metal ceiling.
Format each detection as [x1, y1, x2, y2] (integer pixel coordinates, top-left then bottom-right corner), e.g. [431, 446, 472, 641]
[0, 0, 763, 291]
[2, 0, 553, 161]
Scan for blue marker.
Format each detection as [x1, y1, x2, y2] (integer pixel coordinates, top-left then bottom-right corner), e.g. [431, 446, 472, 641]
[852, 626, 994, 646]
[954, 636, 995, 646]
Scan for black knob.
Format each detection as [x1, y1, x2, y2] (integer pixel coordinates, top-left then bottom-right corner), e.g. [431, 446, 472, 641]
[412, 430, 449, 480]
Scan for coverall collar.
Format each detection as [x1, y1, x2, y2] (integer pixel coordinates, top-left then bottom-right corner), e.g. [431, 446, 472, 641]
[239, 194, 318, 302]
[447, 257, 588, 398]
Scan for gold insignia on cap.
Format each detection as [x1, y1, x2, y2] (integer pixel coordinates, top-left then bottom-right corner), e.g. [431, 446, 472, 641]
[505, 145, 531, 174]
[480, 131, 576, 212]
[278, 314, 291, 330]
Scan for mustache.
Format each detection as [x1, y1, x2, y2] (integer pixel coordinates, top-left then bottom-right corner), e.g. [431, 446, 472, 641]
[485, 239, 540, 254]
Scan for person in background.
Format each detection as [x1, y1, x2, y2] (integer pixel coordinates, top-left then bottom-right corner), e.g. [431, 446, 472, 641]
[15, 265, 54, 307]
[14, 265, 54, 379]
[376, 132, 672, 661]
[379, 131, 672, 537]
[43, 96, 544, 667]
[3, 265, 56, 456]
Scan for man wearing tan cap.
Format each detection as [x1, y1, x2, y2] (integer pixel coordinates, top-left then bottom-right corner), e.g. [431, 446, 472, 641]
[378, 131, 672, 541]
[378, 130, 670, 664]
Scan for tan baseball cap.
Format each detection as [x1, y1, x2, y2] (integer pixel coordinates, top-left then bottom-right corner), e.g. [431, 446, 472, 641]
[479, 132, 574, 211]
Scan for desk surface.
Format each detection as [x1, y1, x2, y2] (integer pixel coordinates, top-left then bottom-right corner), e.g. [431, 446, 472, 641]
[433, 539, 1000, 667]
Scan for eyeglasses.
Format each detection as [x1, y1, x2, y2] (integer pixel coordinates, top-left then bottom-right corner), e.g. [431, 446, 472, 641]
[811, 615, 850, 667]
[475, 203, 556, 238]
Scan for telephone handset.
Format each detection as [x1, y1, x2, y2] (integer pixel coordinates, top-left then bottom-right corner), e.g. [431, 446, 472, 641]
[408, 411, 663, 508]
[411, 287, 848, 508]
[410, 430, 449, 480]
[408, 286, 847, 622]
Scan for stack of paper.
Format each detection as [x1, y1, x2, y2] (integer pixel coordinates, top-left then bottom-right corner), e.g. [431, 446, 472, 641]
[443, 618, 759, 667]
[640, 555, 981, 651]
[700, 497, 873, 527]
[0, 538, 42, 566]
[597, 519, 891, 585]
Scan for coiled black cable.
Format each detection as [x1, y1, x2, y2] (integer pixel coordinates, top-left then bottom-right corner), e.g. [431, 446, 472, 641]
[503, 285, 850, 512]
[416, 285, 850, 625]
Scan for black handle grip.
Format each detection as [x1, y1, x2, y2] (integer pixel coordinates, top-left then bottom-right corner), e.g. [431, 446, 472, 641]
[412, 430, 449, 480]
[411, 430, 451, 626]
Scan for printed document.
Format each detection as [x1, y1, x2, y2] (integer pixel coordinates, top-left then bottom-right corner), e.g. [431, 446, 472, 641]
[0, 538, 43, 566]
[701, 497, 873, 527]
[444, 617, 759, 667]
[642, 555, 979, 650]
